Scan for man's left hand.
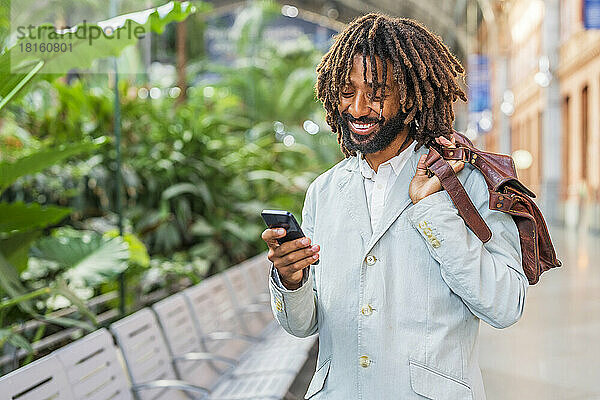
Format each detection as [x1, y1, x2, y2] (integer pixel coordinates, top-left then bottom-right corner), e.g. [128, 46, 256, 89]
[409, 134, 465, 204]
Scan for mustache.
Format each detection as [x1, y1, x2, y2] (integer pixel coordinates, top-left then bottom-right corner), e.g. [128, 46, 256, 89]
[340, 111, 384, 125]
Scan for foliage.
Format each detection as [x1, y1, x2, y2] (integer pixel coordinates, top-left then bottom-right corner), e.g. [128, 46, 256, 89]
[0, 142, 107, 353]
[0, 1, 200, 358]
[29, 228, 130, 288]
[0, 0, 341, 364]
[0, 139, 105, 280]
[0, 139, 105, 192]
[6, 16, 340, 275]
[0, 1, 204, 111]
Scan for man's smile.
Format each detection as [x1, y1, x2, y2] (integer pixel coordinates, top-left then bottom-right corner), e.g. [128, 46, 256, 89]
[349, 120, 378, 136]
[337, 109, 407, 154]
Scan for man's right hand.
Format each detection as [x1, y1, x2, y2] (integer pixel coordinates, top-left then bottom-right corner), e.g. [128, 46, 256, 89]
[262, 228, 320, 290]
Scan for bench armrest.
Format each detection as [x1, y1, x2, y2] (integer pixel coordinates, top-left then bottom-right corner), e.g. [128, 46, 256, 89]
[132, 379, 209, 399]
[205, 331, 261, 343]
[173, 352, 237, 366]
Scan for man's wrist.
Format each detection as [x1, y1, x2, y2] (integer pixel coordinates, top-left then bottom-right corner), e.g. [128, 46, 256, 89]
[281, 276, 302, 290]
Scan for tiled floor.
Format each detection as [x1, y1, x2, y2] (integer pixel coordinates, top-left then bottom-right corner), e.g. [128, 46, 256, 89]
[480, 226, 600, 399]
[290, 226, 600, 399]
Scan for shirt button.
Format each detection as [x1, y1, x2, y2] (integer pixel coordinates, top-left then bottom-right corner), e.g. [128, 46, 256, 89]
[365, 255, 377, 266]
[361, 305, 373, 316]
[359, 355, 371, 368]
[377, 184, 383, 189]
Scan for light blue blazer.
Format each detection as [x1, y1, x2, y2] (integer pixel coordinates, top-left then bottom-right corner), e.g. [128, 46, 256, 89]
[269, 144, 528, 400]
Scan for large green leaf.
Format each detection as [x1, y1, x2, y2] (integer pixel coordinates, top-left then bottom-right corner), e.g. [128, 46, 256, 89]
[0, 138, 105, 193]
[104, 230, 150, 267]
[0, 230, 41, 272]
[0, 1, 206, 110]
[0, 202, 71, 234]
[32, 230, 130, 286]
[0, 59, 44, 112]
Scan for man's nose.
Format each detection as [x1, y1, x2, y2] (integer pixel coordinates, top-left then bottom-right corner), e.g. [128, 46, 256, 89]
[349, 91, 371, 118]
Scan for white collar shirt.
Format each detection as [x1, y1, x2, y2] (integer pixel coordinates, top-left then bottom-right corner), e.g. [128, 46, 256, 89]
[357, 140, 417, 232]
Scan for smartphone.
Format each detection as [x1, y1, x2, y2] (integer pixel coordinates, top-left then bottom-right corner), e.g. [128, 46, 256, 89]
[261, 209, 319, 265]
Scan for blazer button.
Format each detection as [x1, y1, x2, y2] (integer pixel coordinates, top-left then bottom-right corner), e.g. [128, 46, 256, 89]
[365, 255, 377, 266]
[361, 305, 373, 316]
[359, 355, 371, 368]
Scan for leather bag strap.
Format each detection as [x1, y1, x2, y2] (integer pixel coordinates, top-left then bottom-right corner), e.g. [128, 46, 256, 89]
[425, 147, 492, 243]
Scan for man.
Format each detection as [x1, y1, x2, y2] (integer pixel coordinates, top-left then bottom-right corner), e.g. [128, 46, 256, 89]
[261, 14, 527, 400]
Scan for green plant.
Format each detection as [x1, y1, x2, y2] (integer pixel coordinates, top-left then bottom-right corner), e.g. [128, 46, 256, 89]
[3, 2, 342, 279]
[0, 1, 202, 358]
[0, 140, 106, 351]
[0, 1, 203, 112]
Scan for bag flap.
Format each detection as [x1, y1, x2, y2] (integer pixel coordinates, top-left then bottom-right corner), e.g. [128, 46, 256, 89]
[409, 359, 473, 400]
[452, 131, 537, 198]
[304, 357, 331, 399]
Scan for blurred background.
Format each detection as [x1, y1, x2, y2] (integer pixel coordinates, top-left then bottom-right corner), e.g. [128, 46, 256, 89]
[1, 0, 599, 398]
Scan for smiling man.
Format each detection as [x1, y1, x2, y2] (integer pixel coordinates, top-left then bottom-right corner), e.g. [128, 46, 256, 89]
[262, 14, 527, 400]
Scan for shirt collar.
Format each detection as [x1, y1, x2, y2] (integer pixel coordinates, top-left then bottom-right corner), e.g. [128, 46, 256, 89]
[358, 140, 417, 179]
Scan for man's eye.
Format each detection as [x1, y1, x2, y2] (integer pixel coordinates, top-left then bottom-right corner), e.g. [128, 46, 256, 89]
[368, 92, 383, 101]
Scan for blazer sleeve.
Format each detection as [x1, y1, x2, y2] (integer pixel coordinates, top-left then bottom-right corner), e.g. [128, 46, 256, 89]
[268, 182, 319, 337]
[405, 167, 528, 329]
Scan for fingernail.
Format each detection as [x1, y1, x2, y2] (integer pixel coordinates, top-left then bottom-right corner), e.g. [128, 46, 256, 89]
[301, 237, 309, 245]
[311, 245, 319, 252]
[313, 254, 319, 259]
[277, 228, 285, 234]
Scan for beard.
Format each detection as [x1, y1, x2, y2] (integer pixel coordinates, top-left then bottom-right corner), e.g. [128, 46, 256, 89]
[337, 108, 409, 155]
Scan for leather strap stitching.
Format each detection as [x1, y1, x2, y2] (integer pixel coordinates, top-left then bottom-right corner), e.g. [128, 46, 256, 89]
[426, 149, 492, 243]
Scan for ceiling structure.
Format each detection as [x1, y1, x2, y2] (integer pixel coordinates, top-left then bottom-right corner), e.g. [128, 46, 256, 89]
[208, 0, 497, 62]
[306, 0, 471, 56]
[304, 0, 498, 61]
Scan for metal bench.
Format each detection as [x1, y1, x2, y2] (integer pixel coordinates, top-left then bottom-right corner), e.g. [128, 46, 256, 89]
[0, 328, 210, 400]
[224, 256, 273, 312]
[0, 254, 316, 400]
[55, 327, 210, 400]
[0, 353, 74, 400]
[154, 284, 310, 379]
[151, 293, 236, 386]
[184, 270, 314, 351]
[110, 307, 298, 400]
[54, 328, 133, 400]
[182, 274, 262, 361]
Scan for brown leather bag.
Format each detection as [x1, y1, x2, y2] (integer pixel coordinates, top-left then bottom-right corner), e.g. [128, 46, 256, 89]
[424, 131, 561, 285]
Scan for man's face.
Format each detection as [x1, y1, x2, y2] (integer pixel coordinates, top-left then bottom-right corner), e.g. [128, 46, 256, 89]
[337, 54, 405, 154]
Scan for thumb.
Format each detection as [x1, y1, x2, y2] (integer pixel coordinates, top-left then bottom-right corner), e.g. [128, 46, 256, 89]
[415, 154, 428, 176]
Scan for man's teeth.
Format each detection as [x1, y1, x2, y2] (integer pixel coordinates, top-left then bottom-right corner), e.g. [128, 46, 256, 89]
[351, 122, 375, 130]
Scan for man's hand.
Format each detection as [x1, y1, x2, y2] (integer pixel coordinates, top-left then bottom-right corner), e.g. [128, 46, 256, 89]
[262, 228, 320, 290]
[409, 134, 465, 204]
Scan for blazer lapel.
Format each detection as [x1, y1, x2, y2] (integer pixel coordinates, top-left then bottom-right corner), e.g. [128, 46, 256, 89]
[365, 145, 429, 255]
[336, 145, 429, 258]
[338, 157, 373, 248]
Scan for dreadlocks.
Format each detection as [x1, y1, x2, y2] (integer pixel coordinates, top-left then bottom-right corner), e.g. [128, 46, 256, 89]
[316, 14, 467, 157]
